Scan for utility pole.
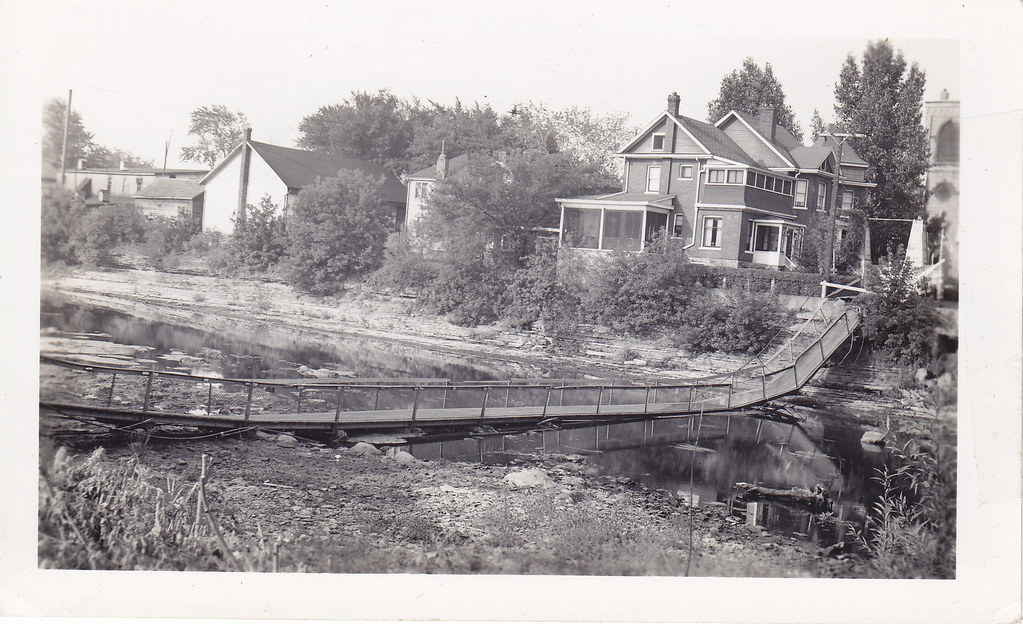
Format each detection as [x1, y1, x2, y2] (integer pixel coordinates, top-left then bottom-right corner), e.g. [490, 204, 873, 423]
[59, 89, 72, 186]
[820, 130, 866, 283]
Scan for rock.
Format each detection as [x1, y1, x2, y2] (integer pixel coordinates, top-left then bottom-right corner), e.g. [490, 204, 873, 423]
[349, 442, 382, 455]
[914, 368, 931, 384]
[503, 468, 554, 489]
[275, 434, 298, 447]
[860, 430, 886, 446]
[390, 450, 419, 466]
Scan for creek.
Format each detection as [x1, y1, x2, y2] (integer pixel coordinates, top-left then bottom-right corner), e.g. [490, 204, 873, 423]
[40, 294, 890, 546]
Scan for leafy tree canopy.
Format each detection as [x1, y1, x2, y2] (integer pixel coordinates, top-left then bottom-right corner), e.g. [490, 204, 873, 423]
[297, 90, 414, 175]
[834, 40, 930, 220]
[404, 99, 522, 174]
[809, 108, 826, 142]
[707, 58, 803, 142]
[180, 105, 249, 168]
[43, 98, 153, 168]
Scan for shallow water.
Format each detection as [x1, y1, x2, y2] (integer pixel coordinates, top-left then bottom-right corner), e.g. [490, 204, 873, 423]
[405, 412, 889, 545]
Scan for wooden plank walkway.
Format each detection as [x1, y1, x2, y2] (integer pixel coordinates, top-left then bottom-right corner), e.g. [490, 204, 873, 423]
[40, 303, 859, 433]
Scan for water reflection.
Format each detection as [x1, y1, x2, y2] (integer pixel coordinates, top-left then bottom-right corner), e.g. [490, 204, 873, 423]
[40, 294, 510, 381]
[406, 411, 889, 544]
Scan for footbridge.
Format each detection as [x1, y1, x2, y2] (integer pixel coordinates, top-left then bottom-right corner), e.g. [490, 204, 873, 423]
[40, 301, 859, 434]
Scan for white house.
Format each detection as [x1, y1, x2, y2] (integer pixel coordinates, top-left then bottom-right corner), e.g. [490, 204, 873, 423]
[199, 129, 407, 233]
[403, 151, 469, 226]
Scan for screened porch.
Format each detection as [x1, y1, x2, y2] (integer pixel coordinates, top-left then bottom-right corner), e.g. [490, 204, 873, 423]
[560, 207, 670, 252]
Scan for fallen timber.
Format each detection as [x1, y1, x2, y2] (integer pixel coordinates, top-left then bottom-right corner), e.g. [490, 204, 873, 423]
[40, 303, 859, 435]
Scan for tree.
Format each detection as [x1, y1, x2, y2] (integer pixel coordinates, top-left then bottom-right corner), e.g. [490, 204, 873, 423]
[41, 186, 87, 263]
[180, 105, 249, 168]
[507, 103, 636, 181]
[859, 246, 936, 365]
[83, 145, 154, 168]
[707, 58, 803, 142]
[809, 108, 826, 142]
[42, 97, 93, 168]
[285, 170, 393, 293]
[404, 99, 522, 173]
[834, 40, 930, 220]
[297, 90, 413, 174]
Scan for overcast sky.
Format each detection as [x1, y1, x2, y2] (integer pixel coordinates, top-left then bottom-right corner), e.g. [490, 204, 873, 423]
[20, 0, 963, 169]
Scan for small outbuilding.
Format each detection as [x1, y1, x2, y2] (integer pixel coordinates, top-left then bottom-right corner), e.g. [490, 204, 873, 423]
[133, 178, 205, 223]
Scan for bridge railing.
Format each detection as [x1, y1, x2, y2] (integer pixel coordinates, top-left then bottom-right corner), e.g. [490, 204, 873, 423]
[40, 306, 858, 427]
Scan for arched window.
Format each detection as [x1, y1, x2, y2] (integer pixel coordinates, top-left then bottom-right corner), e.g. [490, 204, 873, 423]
[936, 121, 959, 163]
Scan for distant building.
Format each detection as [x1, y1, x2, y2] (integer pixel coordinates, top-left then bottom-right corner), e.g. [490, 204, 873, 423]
[133, 178, 205, 223]
[198, 130, 407, 233]
[924, 90, 959, 295]
[557, 93, 874, 270]
[403, 151, 469, 226]
[62, 161, 208, 203]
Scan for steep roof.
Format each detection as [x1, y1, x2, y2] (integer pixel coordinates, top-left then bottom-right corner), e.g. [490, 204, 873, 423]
[727, 110, 795, 167]
[134, 178, 204, 199]
[247, 141, 406, 204]
[788, 146, 835, 170]
[407, 153, 471, 181]
[673, 114, 759, 166]
[814, 134, 869, 166]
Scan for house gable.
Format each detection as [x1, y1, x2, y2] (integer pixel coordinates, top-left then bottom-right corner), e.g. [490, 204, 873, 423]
[715, 112, 794, 169]
[619, 113, 709, 156]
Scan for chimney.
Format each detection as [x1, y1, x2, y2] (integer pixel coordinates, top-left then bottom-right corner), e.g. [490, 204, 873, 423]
[237, 127, 253, 223]
[436, 140, 448, 180]
[757, 107, 777, 142]
[119, 160, 126, 170]
[667, 92, 680, 117]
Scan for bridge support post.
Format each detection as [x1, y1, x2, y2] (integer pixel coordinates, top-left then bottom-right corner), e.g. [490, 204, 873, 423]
[688, 385, 694, 412]
[644, 387, 650, 415]
[480, 387, 490, 423]
[792, 365, 799, 388]
[726, 379, 733, 409]
[333, 388, 343, 433]
[373, 387, 380, 411]
[760, 363, 767, 399]
[142, 372, 154, 413]
[244, 382, 254, 424]
[818, 338, 826, 363]
[595, 386, 603, 416]
[411, 387, 421, 424]
[542, 386, 552, 419]
[296, 386, 303, 414]
[206, 380, 213, 416]
[107, 373, 117, 407]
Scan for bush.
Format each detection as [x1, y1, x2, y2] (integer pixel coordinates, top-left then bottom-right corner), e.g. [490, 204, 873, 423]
[285, 172, 392, 294]
[138, 209, 202, 268]
[583, 235, 711, 335]
[422, 254, 512, 326]
[369, 230, 439, 293]
[69, 202, 146, 266]
[504, 240, 579, 335]
[675, 291, 791, 354]
[859, 248, 936, 365]
[41, 186, 87, 264]
[206, 196, 288, 275]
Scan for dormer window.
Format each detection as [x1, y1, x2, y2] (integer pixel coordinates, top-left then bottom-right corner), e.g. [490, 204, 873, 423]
[652, 134, 665, 150]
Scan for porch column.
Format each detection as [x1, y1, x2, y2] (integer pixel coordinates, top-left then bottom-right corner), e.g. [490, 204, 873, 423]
[597, 207, 606, 251]
[640, 210, 649, 251]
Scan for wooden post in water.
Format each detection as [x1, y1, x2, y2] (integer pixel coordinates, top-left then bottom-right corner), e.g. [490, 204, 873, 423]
[542, 386, 552, 419]
[243, 382, 254, 424]
[107, 373, 117, 407]
[142, 372, 154, 413]
[595, 386, 604, 416]
[480, 387, 490, 423]
[643, 387, 650, 415]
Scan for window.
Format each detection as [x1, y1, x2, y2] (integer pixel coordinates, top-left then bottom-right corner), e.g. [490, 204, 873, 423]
[678, 164, 693, 179]
[136, 177, 144, 192]
[774, 178, 785, 193]
[753, 224, 780, 252]
[726, 170, 744, 184]
[562, 208, 601, 249]
[817, 183, 827, 211]
[936, 121, 959, 163]
[603, 210, 643, 252]
[414, 181, 430, 200]
[794, 180, 807, 207]
[646, 165, 662, 192]
[783, 180, 792, 195]
[756, 173, 767, 189]
[707, 169, 725, 184]
[652, 134, 665, 150]
[841, 190, 853, 210]
[702, 217, 723, 248]
[747, 171, 756, 186]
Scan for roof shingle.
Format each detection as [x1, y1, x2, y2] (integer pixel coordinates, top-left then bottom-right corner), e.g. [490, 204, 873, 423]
[134, 178, 204, 199]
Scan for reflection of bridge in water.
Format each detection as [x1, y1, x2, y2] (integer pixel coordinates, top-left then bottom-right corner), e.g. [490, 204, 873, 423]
[40, 301, 858, 434]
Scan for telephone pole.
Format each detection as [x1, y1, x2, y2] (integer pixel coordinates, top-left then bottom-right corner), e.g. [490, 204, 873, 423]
[820, 130, 866, 283]
[59, 89, 72, 185]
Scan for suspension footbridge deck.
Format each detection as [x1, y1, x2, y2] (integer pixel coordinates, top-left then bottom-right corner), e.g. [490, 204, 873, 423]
[40, 303, 858, 434]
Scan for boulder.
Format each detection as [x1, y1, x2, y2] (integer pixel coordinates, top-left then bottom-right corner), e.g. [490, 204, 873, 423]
[390, 450, 419, 466]
[275, 434, 298, 447]
[503, 468, 554, 489]
[349, 442, 382, 456]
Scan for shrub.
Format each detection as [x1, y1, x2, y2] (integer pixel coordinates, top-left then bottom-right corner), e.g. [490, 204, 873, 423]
[369, 230, 439, 293]
[859, 248, 936, 365]
[69, 202, 147, 266]
[422, 255, 512, 326]
[139, 209, 202, 268]
[675, 291, 791, 354]
[285, 172, 392, 294]
[41, 186, 87, 264]
[504, 240, 579, 335]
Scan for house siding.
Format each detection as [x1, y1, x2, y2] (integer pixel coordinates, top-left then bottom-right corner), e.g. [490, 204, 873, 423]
[201, 148, 288, 233]
[700, 183, 745, 205]
[743, 186, 793, 214]
[688, 209, 745, 266]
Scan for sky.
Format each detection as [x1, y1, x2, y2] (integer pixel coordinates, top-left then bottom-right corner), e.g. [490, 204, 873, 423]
[16, 0, 962, 169]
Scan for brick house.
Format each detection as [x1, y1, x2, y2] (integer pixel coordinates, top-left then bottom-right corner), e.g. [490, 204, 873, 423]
[557, 93, 873, 269]
[199, 130, 407, 233]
